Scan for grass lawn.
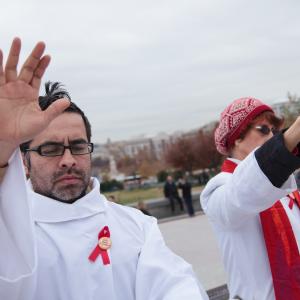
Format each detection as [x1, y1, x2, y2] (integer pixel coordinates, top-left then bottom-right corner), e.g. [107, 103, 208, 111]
[105, 187, 163, 205]
[104, 185, 203, 205]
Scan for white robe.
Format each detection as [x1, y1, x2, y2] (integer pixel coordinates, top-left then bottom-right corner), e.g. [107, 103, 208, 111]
[0, 150, 208, 300]
[200, 151, 300, 300]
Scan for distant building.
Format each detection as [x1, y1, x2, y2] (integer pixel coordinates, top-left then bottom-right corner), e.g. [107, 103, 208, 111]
[112, 136, 170, 160]
[90, 118, 228, 180]
[123, 174, 143, 190]
[271, 100, 300, 117]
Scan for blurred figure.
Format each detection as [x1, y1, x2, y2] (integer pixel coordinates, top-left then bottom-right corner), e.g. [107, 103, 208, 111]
[178, 176, 195, 217]
[198, 170, 210, 185]
[163, 175, 184, 213]
[107, 194, 119, 203]
[137, 200, 152, 216]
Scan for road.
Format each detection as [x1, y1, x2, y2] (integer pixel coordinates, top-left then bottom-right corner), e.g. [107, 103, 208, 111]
[159, 213, 227, 291]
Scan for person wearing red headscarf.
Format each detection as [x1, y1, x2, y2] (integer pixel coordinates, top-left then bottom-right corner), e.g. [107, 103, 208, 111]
[201, 97, 300, 300]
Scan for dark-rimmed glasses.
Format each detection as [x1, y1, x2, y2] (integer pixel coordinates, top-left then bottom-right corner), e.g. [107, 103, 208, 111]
[25, 142, 94, 157]
[254, 125, 279, 136]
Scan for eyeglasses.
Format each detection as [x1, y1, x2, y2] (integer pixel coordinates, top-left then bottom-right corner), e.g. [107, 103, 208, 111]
[254, 125, 279, 136]
[25, 142, 94, 157]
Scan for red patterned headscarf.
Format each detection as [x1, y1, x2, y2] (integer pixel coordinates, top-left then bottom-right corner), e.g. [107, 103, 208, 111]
[215, 97, 273, 155]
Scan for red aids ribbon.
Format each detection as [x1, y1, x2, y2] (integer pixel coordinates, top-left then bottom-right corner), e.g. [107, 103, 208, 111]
[288, 190, 300, 210]
[88, 226, 111, 265]
[289, 196, 294, 209]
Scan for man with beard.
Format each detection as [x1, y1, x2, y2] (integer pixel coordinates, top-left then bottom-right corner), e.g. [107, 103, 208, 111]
[0, 38, 208, 300]
[201, 97, 300, 300]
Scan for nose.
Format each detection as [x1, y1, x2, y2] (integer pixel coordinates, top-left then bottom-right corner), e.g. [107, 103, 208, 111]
[58, 149, 77, 169]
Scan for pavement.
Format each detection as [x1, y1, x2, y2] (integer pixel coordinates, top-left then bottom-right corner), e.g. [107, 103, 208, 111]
[158, 212, 227, 291]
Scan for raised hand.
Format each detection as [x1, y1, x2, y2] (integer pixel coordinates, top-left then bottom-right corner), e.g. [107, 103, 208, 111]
[283, 116, 300, 152]
[0, 38, 70, 147]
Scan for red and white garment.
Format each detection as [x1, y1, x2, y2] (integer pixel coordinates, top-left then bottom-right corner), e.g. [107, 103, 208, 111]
[201, 152, 300, 300]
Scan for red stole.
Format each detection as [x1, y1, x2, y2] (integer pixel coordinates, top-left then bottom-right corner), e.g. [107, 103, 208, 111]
[221, 159, 300, 299]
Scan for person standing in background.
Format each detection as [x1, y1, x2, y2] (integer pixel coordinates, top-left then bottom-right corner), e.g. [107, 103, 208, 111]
[164, 175, 184, 213]
[178, 175, 195, 217]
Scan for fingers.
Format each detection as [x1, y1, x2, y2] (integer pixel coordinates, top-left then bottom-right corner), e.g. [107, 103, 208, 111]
[30, 55, 51, 90]
[0, 49, 4, 86]
[43, 98, 71, 124]
[5, 37, 21, 82]
[2, 38, 50, 88]
[19, 41, 46, 84]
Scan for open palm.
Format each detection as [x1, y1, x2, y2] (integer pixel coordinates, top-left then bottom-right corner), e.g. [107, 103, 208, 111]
[0, 38, 70, 146]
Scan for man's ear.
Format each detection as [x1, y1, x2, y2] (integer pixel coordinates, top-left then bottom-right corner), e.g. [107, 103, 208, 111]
[22, 153, 30, 177]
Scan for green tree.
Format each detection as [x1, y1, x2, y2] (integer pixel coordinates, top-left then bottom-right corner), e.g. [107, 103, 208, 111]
[157, 170, 168, 183]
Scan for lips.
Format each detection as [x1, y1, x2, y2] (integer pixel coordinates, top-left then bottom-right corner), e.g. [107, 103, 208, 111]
[55, 175, 82, 184]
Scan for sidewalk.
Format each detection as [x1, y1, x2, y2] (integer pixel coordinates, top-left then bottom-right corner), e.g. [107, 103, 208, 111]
[158, 213, 227, 291]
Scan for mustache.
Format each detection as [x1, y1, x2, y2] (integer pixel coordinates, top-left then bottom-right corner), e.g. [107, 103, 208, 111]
[52, 168, 85, 182]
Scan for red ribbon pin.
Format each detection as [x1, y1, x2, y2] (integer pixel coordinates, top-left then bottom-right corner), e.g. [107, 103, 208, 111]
[288, 190, 300, 210]
[88, 226, 111, 265]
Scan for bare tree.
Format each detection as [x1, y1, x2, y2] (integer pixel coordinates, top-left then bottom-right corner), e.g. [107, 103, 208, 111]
[164, 128, 222, 172]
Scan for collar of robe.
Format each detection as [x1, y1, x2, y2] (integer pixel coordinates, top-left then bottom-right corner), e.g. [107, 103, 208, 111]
[28, 178, 107, 223]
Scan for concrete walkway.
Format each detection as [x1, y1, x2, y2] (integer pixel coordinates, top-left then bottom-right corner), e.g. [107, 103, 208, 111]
[158, 213, 227, 291]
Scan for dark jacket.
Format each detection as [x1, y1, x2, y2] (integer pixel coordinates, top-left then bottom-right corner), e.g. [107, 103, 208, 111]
[164, 182, 179, 198]
[178, 181, 192, 199]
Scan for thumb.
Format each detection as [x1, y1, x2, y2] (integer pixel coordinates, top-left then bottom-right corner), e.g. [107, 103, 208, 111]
[43, 98, 71, 124]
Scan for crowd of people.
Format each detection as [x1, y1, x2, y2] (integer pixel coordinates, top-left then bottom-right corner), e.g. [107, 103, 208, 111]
[1, 38, 300, 300]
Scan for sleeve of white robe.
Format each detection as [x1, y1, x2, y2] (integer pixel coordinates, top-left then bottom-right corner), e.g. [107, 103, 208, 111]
[0, 150, 37, 300]
[135, 218, 208, 300]
[200, 151, 297, 230]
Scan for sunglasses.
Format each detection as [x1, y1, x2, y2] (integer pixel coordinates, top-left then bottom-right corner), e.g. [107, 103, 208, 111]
[253, 125, 279, 135]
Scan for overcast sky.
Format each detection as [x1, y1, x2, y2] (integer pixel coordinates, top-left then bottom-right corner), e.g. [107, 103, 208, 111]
[2, 0, 300, 143]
